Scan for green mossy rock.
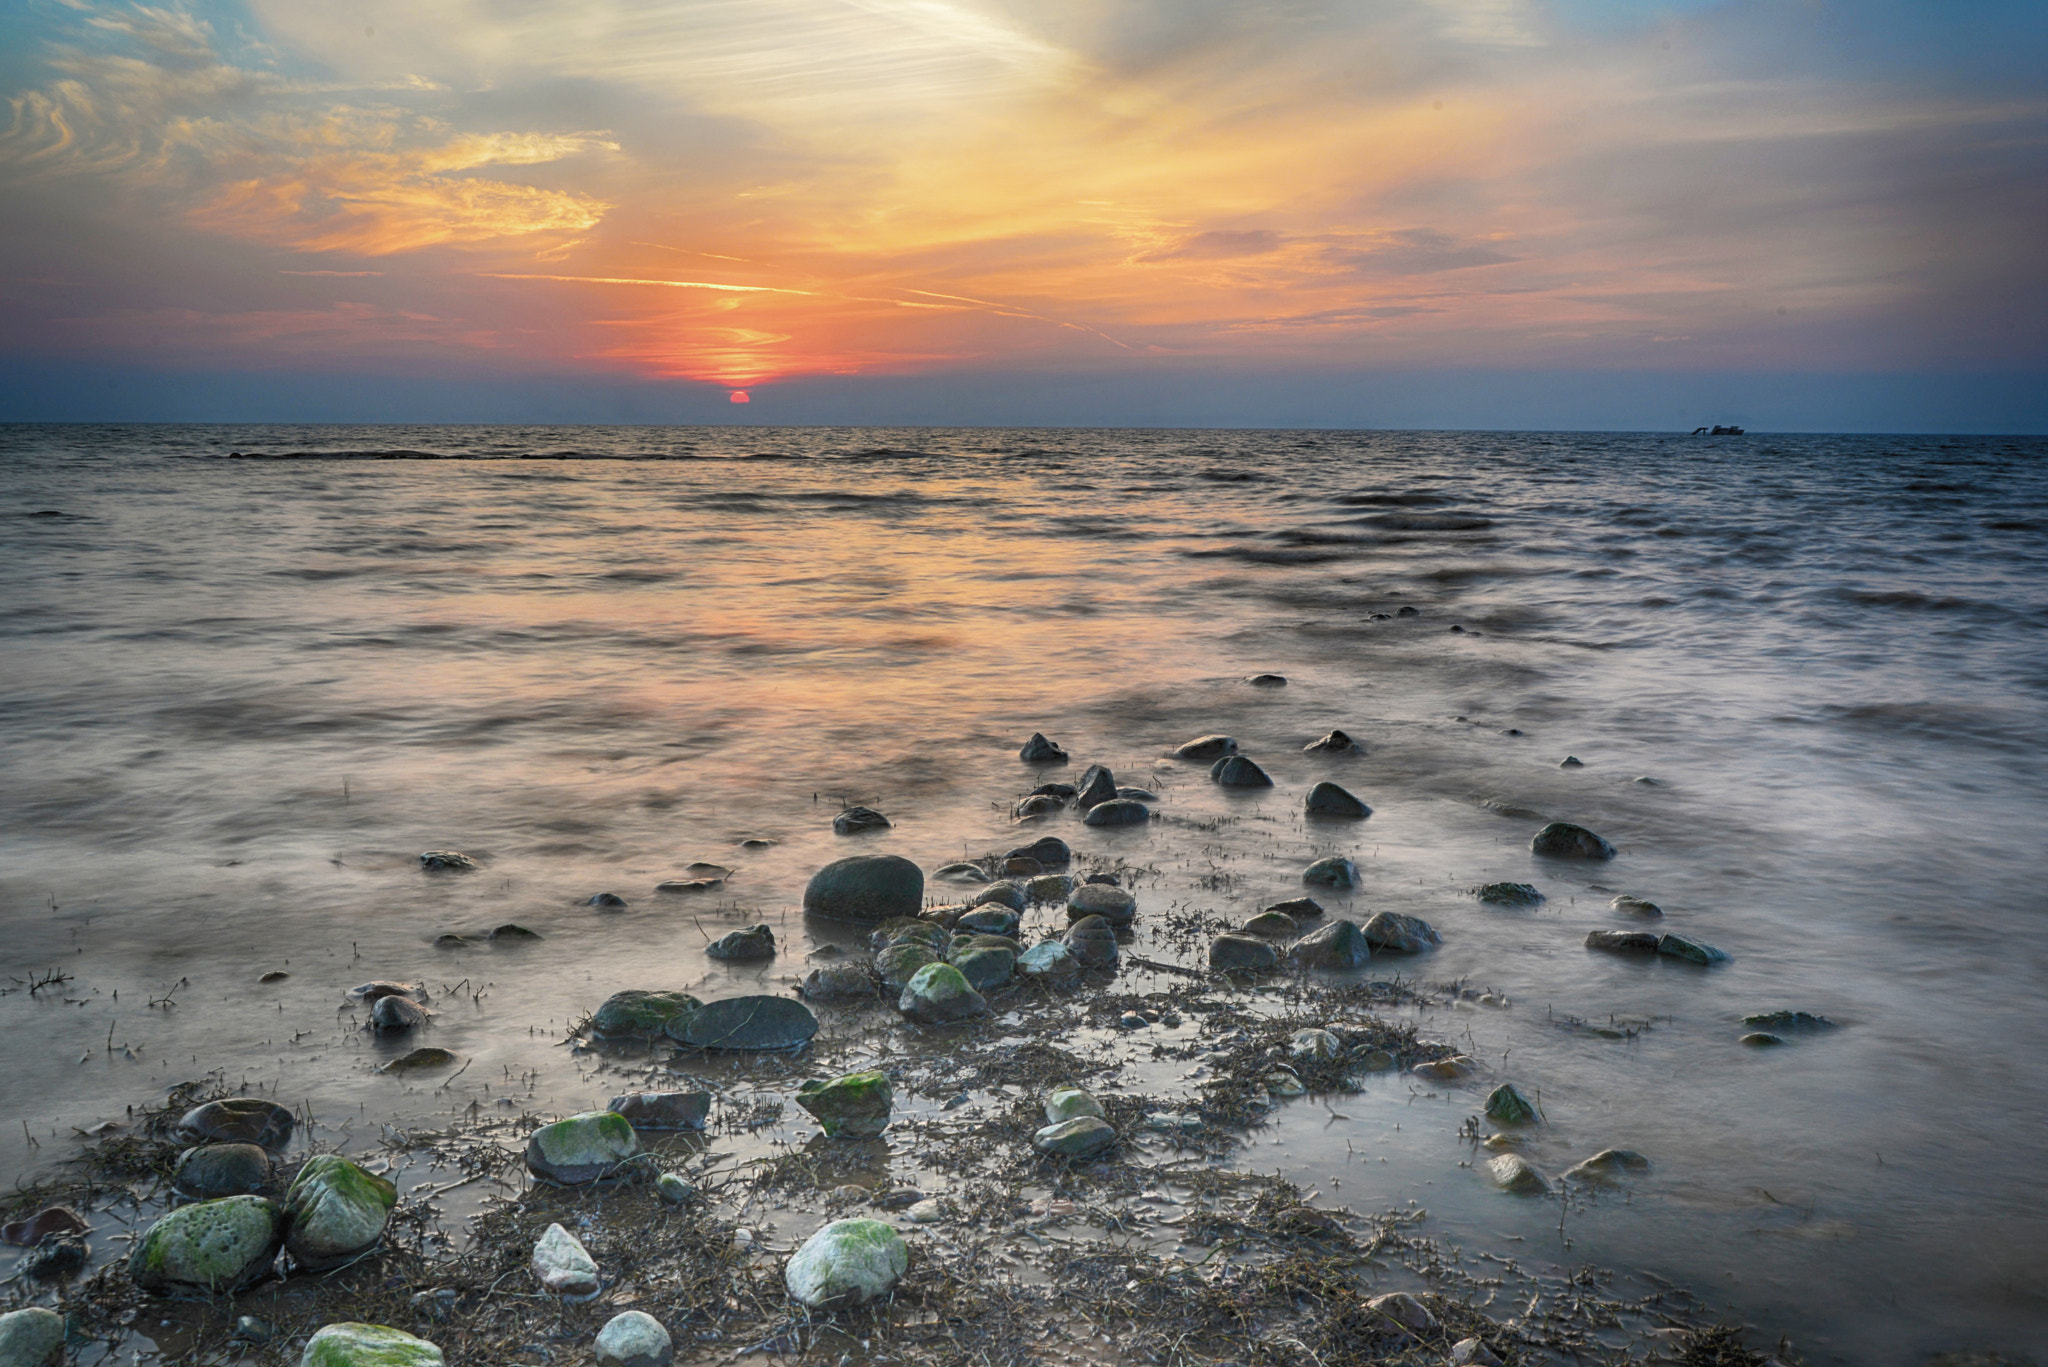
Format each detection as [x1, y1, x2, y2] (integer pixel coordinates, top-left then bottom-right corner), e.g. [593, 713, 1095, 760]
[300, 1323, 443, 1367]
[897, 962, 988, 1024]
[525, 1111, 640, 1185]
[1043, 1087, 1104, 1124]
[876, 941, 940, 992]
[948, 944, 1015, 992]
[783, 1219, 908, 1309]
[1484, 1083, 1541, 1125]
[795, 1071, 894, 1138]
[589, 991, 701, 1040]
[129, 1194, 284, 1294]
[1032, 1116, 1116, 1157]
[0, 1308, 65, 1367]
[284, 1155, 397, 1269]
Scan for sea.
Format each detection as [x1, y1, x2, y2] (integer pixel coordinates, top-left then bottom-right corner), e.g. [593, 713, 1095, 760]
[2, 423, 2046, 1363]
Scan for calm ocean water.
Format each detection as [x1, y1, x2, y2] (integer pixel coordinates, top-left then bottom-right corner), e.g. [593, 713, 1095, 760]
[3, 423, 2046, 1362]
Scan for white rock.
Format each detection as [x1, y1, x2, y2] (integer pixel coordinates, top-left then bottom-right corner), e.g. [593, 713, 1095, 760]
[906, 1200, 944, 1224]
[1450, 1338, 1503, 1366]
[531, 1223, 599, 1299]
[1017, 940, 1076, 976]
[784, 1219, 909, 1309]
[594, 1312, 673, 1367]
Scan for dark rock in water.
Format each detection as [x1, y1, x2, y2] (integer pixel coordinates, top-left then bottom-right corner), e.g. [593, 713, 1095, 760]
[1208, 934, 1278, 971]
[1063, 915, 1120, 968]
[670, 995, 819, 1050]
[608, 1091, 712, 1131]
[833, 806, 892, 835]
[1086, 872, 1122, 887]
[1565, 1149, 1651, 1182]
[1006, 835, 1071, 869]
[656, 877, 725, 893]
[933, 862, 989, 883]
[1362, 912, 1439, 953]
[590, 990, 702, 1040]
[1656, 934, 1729, 965]
[970, 881, 1027, 911]
[948, 942, 1015, 992]
[1740, 1032, 1784, 1047]
[1211, 754, 1273, 788]
[379, 1047, 458, 1074]
[1396, 605, 1419, 617]
[1067, 883, 1137, 926]
[1245, 673, 1288, 687]
[490, 924, 544, 941]
[1032, 782, 1078, 799]
[1268, 896, 1323, 919]
[1585, 930, 1660, 954]
[1476, 882, 1544, 906]
[956, 907, 1020, 936]
[1027, 873, 1071, 903]
[1633, 775, 1663, 786]
[1303, 729, 1358, 754]
[1611, 895, 1663, 917]
[1559, 755, 1584, 768]
[802, 965, 877, 1002]
[1305, 781, 1369, 817]
[1115, 786, 1157, 801]
[259, 971, 289, 983]
[1741, 1010, 1836, 1030]
[586, 892, 628, 909]
[432, 934, 476, 949]
[1, 1207, 88, 1247]
[1488, 1153, 1549, 1194]
[1074, 764, 1118, 810]
[1530, 822, 1616, 859]
[1083, 798, 1151, 827]
[875, 941, 939, 991]
[706, 924, 776, 961]
[420, 850, 478, 872]
[176, 1098, 295, 1150]
[1302, 856, 1358, 889]
[1012, 794, 1064, 819]
[1171, 734, 1236, 761]
[682, 861, 733, 879]
[175, 1144, 271, 1198]
[23, 1236, 87, 1277]
[1485, 1083, 1540, 1124]
[804, 854, 924, 922]
[1290, 919, 1372, 969]
[1004, 856, 1043, 875]
[525, 1112, 640, 1185]
[1499, 727, 1523, 736]
[1019, 732, 1068, 763]
[371, 995, 430, 1031]
[1240, 911, 1297, 936]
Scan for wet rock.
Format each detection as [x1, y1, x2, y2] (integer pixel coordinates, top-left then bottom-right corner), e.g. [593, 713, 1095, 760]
[1305, 781, 1369, 817]
[1530, 822, 1616, 859]
[674, 996, 820, 1050]
[1116, 787, 1158, 801]
[230, 1316, 272, 1345]
[1019, 732, 1068, 763]
[128, 1195, 284, 1295]
[1290, 1028, 1341, 1061]
[933, 862, 988, 883]
[590, 990, 701, 1040]
[1362, 912, 1440, 954]
[956, 906, 1021, 936]
[656, 1173, 696, 1205]
[595, 1311, 673, 1367]
[1045, 1086, 1105, 1124]
[489, 924, 543, 942]
[1006, 836, 1071, 869]
[525, 1112, 640, 1185]
[0, 1309, 65, 1367]
[1240, 910, 1297, 936]
[898, 963, 988, 1024]
[1395, 606, 1420, 618]
[1450, 1339, 1504, 1367]
[1085, 872, 1122, 886]
[1611, 895, 1664, 917]
[1004, 857, 1043, 875]
[796, 1071, 894, 1138]
[1068, 882, 1137, 926]
[656, 878, 724, 893]
[1, 1207, 87, 1248]
[1657, 934, 1730, 965]
[1484, 1083, 1540, 1125]
[1017, 940, 1077, 977]
[1033, 1116, 1116, 1157]
[608, 1092, 713, 1131]
[347, 981, 426, 1004]
[1263, 1064, 1306, 1096]
[1143, 1112, 1203, 1134]
[970, 881, 1027, 912]
[419, 851, 478, 872]
[1740, 1032, 1784, 1047]
[1082, 798, 1152, 827]
[1488, 1153, 1550, 1194]
[876, 941, 940, 992]
[1303, 730, 1358, 754]
[1210, 754, 1273, 788]
[176, 1097, 295, 1150]
[532, 1223, 600, 1299]
[950, 943, 1016, 992]
[1357, 1049, 1396, 1071]
[804, 855, 924, 923]
[1063, 916, 1120, 968]
[22, 1238, 87, 1278]
[1118, 1012, 1148, 1030]
[432, 934, 477, 950]
[1033, 783, 1078, 800]
[1565, 1149, 1651, 1182]
[1289, 919, 1372, 968]
[1245, 673, 1287, 687]
[1268, 896, 1323, 919]
[1741, 1010, 1836, 1030]
[1586, 930, 1661, 954]
[1366, 1292, 1434, 1333]
[175, 1143, 271, 1199]
[1476, 882, 1544, 907]
[784, 1219, 908, 1309]
[1302, 856, 1359, 889]
[379, 1048, 458, 1074]
[260, 971, 290, 983]
[1558, 756, 1584, 768]
[1074, 764, 1118, 810]
[1208, 933, 1278, 971]
[300, 1324, 443, 1367]
[1411, 1055, 1477, 1081]
[1171, 735, 1237, 761]
[906, 1199, 944, 1223]
[706, 925, 776, 961]
[1012, 794, 1064, 819]
[1025, 874, 1071, 903]
[802, 964, 877, 1004]
[284, 1155, 397, 1269]
[832, 806, 892, 835]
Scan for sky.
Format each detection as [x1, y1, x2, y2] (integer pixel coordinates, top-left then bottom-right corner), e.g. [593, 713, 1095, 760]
[0, 0, 2044, 429]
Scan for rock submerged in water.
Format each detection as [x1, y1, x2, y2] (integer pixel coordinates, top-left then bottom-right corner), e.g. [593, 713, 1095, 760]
[796, 1071, 894, 1138]
[1742, 1010, 1836, 1030]
[419, 851, 477, 872]
[832, 806, 892, 835]
[784, 1219, 908, 1310]
[1012, 793, 1063, 819]
[490, 923, 543, 942]
[706, 924, 776, 961]
[802, 964, 878, 1001]
[1018, 940, 1077, 977]
[1362, 912, 1440, 954]
[1289, 919, 1372, 969]
[1033, 1116, 1116, 1157]
[1006, 835, 1071, 869]
[1268, 896, 1323, 919]
[525, 1112, 640, 1185]
[1171, 735, 1236, 761]
[899, 962, 988, 1024]
[1302, 856, 1358, 889]
[1657, 934, 1730, 965]
[586, 892, 629, 909]
[128, 1195, 284, 1295]
[174, 1143, 271, 1198]
[1067, 882, 1137, 926]
[608, 1092, 712, 1131]
[1082, 798, 1151, 827]
[1564, 1149, 1651, 1182]
[1485, 1083, 1540, 1125]
[176, 1097, 295, 1150]
[933, 861, 988, 883]
[1611, 894, 1663, 917]
[1476, 882, 1544, 907]
[1740, 1032, 1784, 1047]
[347, 981, 426, 1005]
[595, 1312, 673, 1367]
[1530, 822, 1617, 859]
[1488, 1153, 1550, 1194]
[1303, 729, 1358, 754]
[0, 1309, 66, 1367]
[804, 854, 924, 922]
[1245, 673, 1287, 687]
[1305, 781, 1369, 817]
[1210, 754, 1273, 788]
[371, 995, 429, 1031]
[283, 1155, 397, 1270]
[1074, 764, 1118, 809]
[1585, 930, 1661, 954]
[532, 1223, 600, 1299]
[300, 1324, 443, 1367]
[1063, 916, 1119, 969]
[956, 906, 1020, 936]
[1019, 732, 1067, 763]
[380, 1047, 458, 1074]
[970, 881, 1027, 912]
[1240, 910, 1297, 936]
[590, 990, 701, 1040]
[1209, 933, 1278, 971]
[673, 996, 820, 1050]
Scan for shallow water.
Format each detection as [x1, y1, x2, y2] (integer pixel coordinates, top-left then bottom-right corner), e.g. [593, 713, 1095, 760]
[3, 423, 2047, 1362]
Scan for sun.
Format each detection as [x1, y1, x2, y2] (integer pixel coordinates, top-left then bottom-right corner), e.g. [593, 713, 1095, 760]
[728, 390, 750, 404]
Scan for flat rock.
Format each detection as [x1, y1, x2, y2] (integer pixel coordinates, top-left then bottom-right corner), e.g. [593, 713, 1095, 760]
[1170, 735, 1236, 760]
[1068, 882, 1137, 926]
[1362, 912, 1440, 953]
[1245, 673, 1287, 687]
[1657, 933, 1730, 965]
[608, 1091, 713, 1131]
[1303, 729, 1359, 753]
[1741, 1010, 1836, 1030]
[1208, 933, 1278, 971]
[803, 854, 924, 922]
[419, 851, 477, 872]
[1476, 882, 1544, 906]
[898, 963, 988, 1024]
[283, 1155, 397, 1269]
[0, 1309, 65, 1367]
[1586, 930, 1661, 954]
[379, 1047, 458, 1074]
[1305, 781, 1369, 817]
[933, 862, 989, 883]
[1530, 821, 1617, 859]
[1611, 894, 1663, 917]
[533, 1222, 599, 1299]
[673, 996, 820, 1050]
[1488, 1153, 1550, 1194]
[832, 806, 892, 835]
[175, 1097, 295, 1150]
[784, 1219, 908, 1309]
[796, 1071, 894, 1138]
[1290, 919, 1371, 969]
[595, 1312, 673, 1367]
[1210, 754, 1273, 788]
[1302, 856, 1358, 889]
[525, 1112, 640, 1185]
[706, 924, 776, 961]
[1240, 910, 1297, 936]
[802, 964, 877, 1001]
[174, 1143, 271, 1199]
[1063, 916, 1119, 968]
[128, 1195, 284, 1295]
[299, 1324, 443, 1367]
[1564, 1148, 1650, 1182]
[1074, 764, 1118, 809]
[1, 1208, 88, 1248]
[1082, 798, 1151, 827]
[655, 878, 725, 893]
[590, 990, 701, 1040]
[1033, 1116, 1116, 1157]
[1019, 732, 1068, 763]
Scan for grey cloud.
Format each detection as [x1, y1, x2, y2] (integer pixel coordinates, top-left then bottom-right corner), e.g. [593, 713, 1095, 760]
[1321, 229, 1513, 275]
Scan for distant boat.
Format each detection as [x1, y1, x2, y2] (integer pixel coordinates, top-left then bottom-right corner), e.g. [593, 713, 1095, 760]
[1690, 424, 1745, 435]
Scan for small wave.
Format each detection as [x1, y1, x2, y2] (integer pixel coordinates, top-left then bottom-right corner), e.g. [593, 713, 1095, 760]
[1197, 468, 1265, 482]
[1355, 513, 1495, 531]
[1828, 586, 2028, 619]
[1817, 701, 2040, 751]
[597, 569, 678, 584]
[1333, 491, 1451, 507]
[1182, 545, 1362, 565]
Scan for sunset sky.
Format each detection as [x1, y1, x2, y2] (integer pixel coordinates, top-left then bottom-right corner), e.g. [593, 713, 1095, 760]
[1, 0, 2043, 428]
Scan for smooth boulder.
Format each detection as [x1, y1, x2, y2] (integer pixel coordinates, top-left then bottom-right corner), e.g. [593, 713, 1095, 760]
[1657, 933, 1729, 965]
[1240, 911, 1297, 936]
[1304, 781, 1369, 817]
[673, 996, 819, 1050]
[299, 1324, 443, 1367]
[876, 941, 939, 991]
[174, 1143, 271, 1199]
[1063, 916, 1119, 969]
[1067, 883, 1137, 926]
[1362, 912, 1440, 954]
[803, 855, 924, 923]
[1530, 822, 1616, 859]
[128, 1195, 284, 1294]
[595, 1312, 673, 1367]
[1044, 1087, 1105, 1124]
[1033, 1116, 1116, 1158]
[532, 1223, 599, 1299]
[0, 1309, 64, 1367]
[1082, 798, 1151, 827]
[1073, 764, 1118, 809]
[898, 963, 988, 1024]
[608, 1092, 712, 1131]
[525, 1111, 640, 1185]
[1611, 894, 1663, 917]
[589, 990, 701, 1040]
[1017, 940, 1077, 976]
[832, 806, 892, 835]
[1005, 836, 1071, 869]
[1290, 919, 1372, 969]
[1210, 754, 1273, 788]
[1171, 734, 1236, 760]
[706, 924, 776, 961]
[1302, 857, 1358, 889]
[802, 965, 878, 1002]
[175, 1097, 295, 1150]
[1488, 1153, 1550, 1194]
[784, 1219, 908, 1309]
[1208, 934, 1277, 971]
[795, 1071, 894, 1138]
[949, 943, 1015, 992]
[283, 1156, 396, 1270]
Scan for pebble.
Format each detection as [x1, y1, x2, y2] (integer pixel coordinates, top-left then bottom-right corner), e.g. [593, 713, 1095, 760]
[1063, 916, 1119, 968]
[489, 924, 543, 941]
[1006, 835, 1072, 869]
[1452, 1337, 1505, 1366]
[174, 1097, 296, 1150]
[1012, 794, 1064, 819]
[1, 1207, 88, 1248]
[656, 1173, 696, 1205]
[1033, 1116, 1117, 1157]
[595, 1312, 674, 1367]
[906, 1199, 944, 1223]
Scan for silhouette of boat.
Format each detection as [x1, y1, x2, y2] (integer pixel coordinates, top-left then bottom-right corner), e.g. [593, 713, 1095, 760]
[1690, 425, 1745, 435]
